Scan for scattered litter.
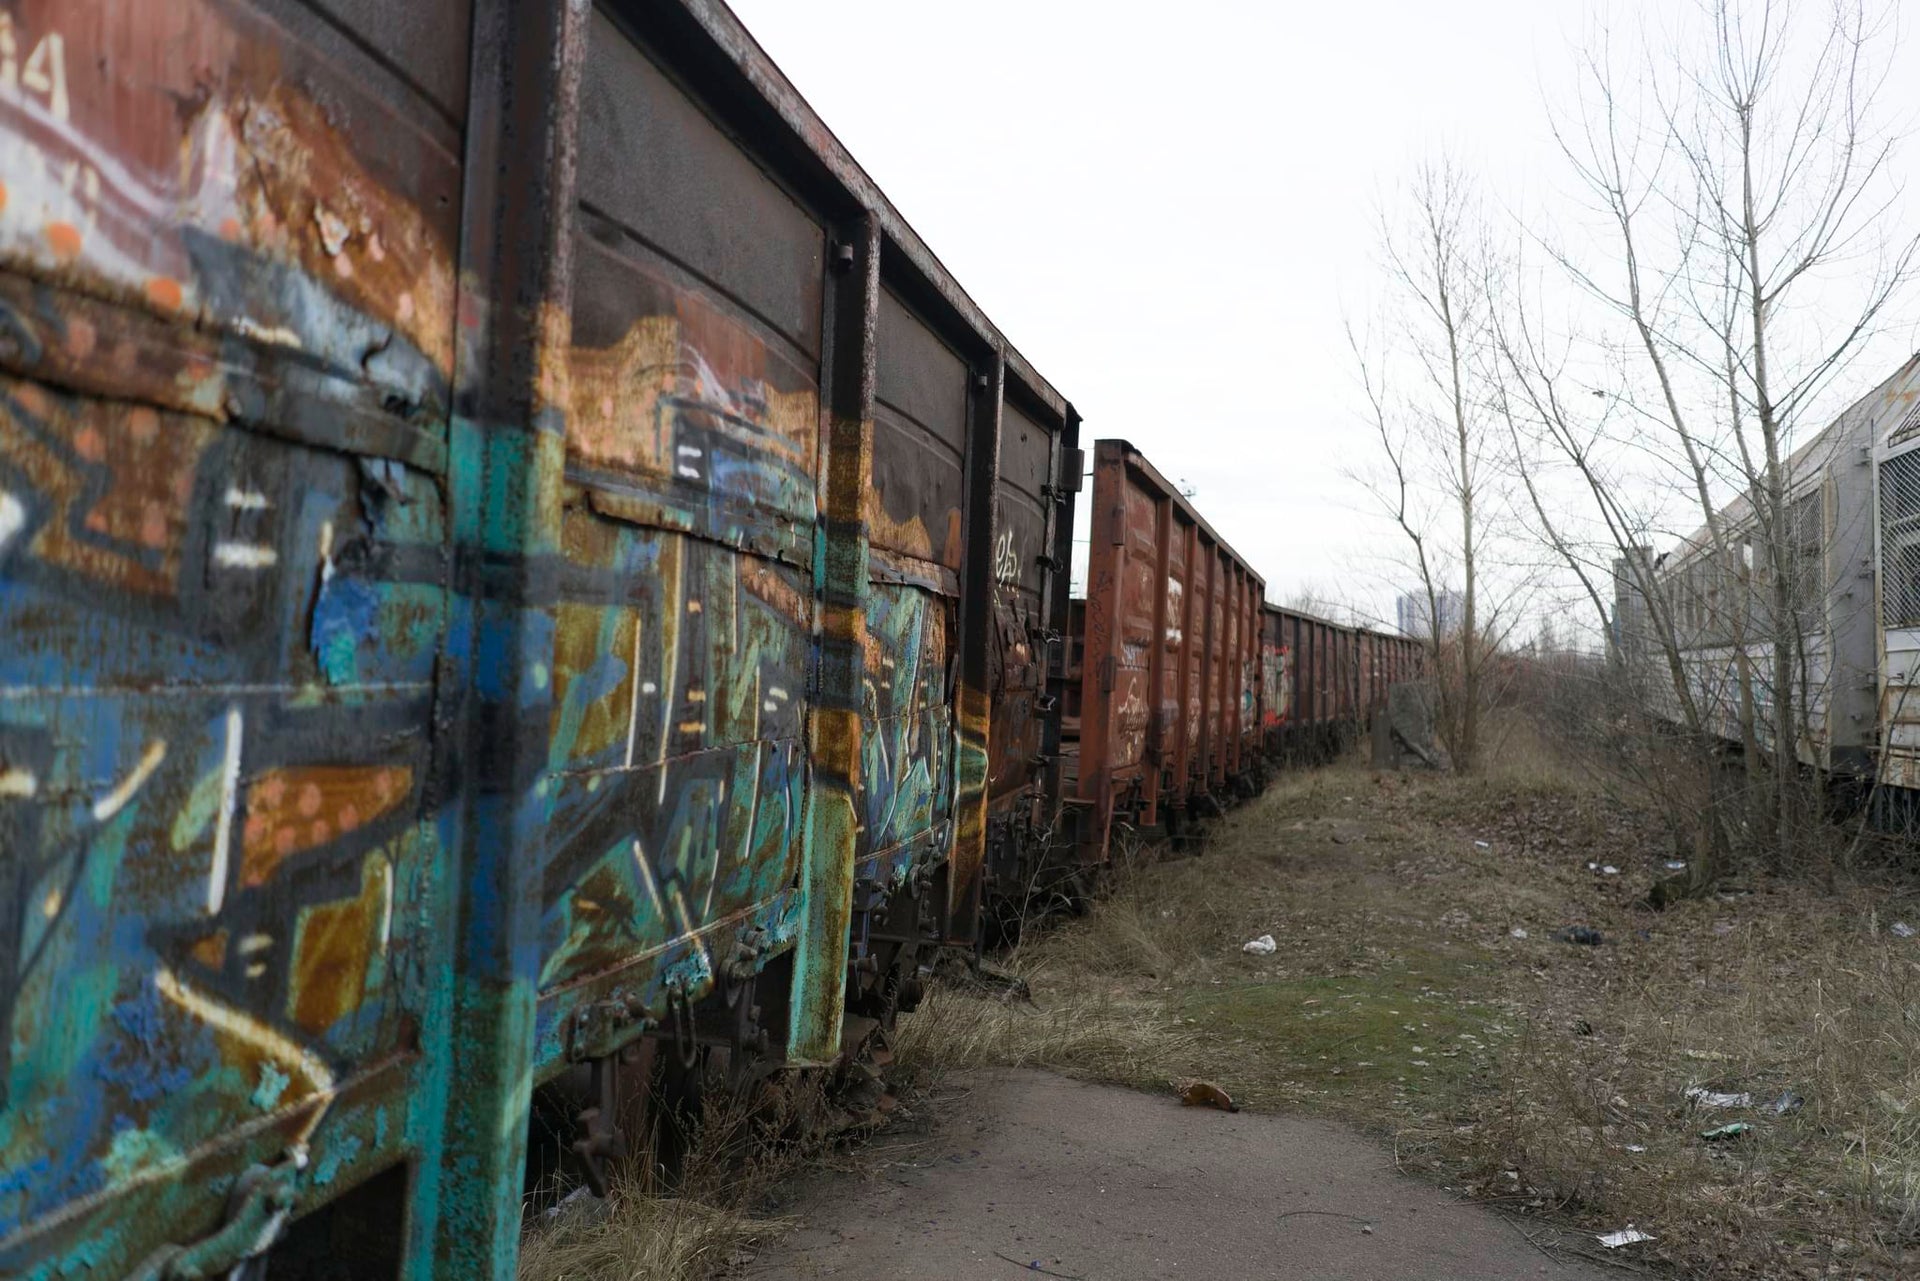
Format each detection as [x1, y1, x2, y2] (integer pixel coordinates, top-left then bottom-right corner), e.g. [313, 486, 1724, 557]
[1664, 860, 1688, 871]
[1600, 865, 1620, 876]
[1508, 926, 1528, 939]
[1684, 1087, 1752, 1109]
[1683, 1049, 1730, 1061]
[1767, 1090, 1805, 1116]
[1597, 1227, 1655, 1249]
[1551, 926, 1605, 946]
[1623, 1144, 1647, 1153]
[1179, 1080, 1240, 1112]
[1242, 934, 1277, 956]
[1586, 861, 1598, 871]
[1700, 1122, 1752, 1141]
[1892, 922, 1916, 939]
[543, 1186, 592, 1220]
[1474, 840, 1491, 850]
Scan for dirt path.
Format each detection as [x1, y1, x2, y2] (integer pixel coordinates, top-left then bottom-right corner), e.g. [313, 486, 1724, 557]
[746, 1068, 1618, 1280]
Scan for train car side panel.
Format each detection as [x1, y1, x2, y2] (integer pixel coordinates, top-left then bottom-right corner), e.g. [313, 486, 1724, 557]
[0, 0, 474, 1271]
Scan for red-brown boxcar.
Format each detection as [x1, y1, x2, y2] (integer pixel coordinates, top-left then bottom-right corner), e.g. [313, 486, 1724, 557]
[1069, 441, 1263, 858]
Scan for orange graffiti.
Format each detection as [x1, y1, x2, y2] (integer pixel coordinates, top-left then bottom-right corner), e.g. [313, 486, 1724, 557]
[144, 277, 184, 313]
[240, 765, 413, 887]
[44, 222, 82, 260]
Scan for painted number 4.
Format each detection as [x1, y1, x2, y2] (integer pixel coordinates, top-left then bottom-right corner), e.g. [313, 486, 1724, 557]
[1, 16, 70, 123]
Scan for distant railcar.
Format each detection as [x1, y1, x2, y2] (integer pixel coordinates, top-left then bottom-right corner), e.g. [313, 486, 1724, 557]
[1260, 605, 1420, 763]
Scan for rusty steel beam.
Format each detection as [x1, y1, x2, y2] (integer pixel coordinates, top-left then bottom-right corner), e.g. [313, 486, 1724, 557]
[788, 213, 880, 1065]
[946, 354, 1004, 945]
[427, 0, 589, 1276]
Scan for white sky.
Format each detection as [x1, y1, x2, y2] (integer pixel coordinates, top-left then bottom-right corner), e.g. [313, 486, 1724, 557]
[727, 0, 1920, 632]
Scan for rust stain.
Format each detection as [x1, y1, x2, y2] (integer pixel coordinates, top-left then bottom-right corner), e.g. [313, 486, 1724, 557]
[240, 765, 412, 887]
[567, 302, 816, 486]
[549, 602, 639, 761]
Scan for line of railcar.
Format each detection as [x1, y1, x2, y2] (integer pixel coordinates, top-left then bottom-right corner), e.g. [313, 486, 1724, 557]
[0, 3, 1421, 1277]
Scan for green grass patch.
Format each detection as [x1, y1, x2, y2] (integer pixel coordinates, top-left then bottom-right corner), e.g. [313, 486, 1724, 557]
[1182, 956, 1507, 1105]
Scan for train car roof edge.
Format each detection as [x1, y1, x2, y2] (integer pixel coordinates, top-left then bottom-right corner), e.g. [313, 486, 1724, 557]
[674, 0, 1072, 424]
[1095, 438, 1266, 590]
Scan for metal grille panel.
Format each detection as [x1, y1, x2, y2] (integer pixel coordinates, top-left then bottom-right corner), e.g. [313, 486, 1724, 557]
[1880, 449, 1920, 626]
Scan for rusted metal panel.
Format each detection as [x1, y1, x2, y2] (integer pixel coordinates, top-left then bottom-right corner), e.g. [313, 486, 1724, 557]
[535, 10, 823, 1072]
[1075, 441, 1261, 856]
[982, 398, 1063, 822]
[0, 0, 476, 1272]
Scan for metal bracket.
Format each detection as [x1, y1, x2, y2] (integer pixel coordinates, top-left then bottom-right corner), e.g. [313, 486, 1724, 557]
[571, 1055, 628, 1198]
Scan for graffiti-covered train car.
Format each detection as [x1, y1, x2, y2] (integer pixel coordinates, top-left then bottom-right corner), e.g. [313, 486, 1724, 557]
[0, 1, 1078, 1277]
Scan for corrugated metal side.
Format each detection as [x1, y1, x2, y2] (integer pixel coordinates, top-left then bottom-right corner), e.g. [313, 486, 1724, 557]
[1074, 441, 1261, 856]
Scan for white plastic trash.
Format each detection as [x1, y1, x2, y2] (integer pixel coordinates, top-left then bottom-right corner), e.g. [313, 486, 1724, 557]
[1242, 934, 1277, 956]
[1892, 922, 1916, 939]
[1474, 840, 1491, 850]
[1509, 927, 1528, 939]
[1684, 1086, 1751, 1108]
[1597, 1228, 1655, 1248]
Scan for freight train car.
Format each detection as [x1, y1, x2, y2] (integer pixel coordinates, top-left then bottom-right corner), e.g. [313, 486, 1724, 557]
[0, 2, 1079, 1277]
[1261, 605, 1420, 763]
[1066, 441, 1264, 858]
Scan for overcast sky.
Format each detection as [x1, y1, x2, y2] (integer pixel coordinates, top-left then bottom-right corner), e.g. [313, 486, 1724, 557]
[727, 0, 1920, 631]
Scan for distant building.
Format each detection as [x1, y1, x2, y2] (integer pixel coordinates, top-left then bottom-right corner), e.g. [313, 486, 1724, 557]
[1609, 546, 1654, 679]
[1396, 589, 1464, 640]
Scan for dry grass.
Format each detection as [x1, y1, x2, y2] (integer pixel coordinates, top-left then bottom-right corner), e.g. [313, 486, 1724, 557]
[897, 726, 1920, 1278]
[516, 1075, 830, 1281]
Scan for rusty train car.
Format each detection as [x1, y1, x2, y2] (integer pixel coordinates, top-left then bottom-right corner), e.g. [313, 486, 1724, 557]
[1260, 604, 1422, 764]
[1066, 441, 1264, 858]
[0, 1, 1081, 1277]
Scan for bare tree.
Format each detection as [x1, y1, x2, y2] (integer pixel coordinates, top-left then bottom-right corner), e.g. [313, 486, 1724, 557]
[1500, 0, 1917, 877]
[1352, 159, 1519, 770]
